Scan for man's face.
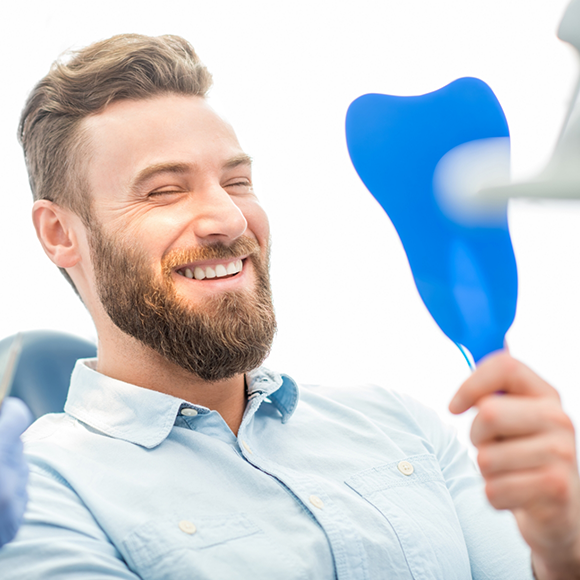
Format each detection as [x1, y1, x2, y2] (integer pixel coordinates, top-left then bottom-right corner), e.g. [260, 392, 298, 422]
[80, 94, 276, 381]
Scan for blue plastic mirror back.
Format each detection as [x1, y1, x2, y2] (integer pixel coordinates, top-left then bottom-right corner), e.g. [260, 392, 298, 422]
[345, 78, 518, 364]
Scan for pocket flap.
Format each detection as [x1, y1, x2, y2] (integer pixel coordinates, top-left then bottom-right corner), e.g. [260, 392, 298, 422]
[345, 453, 444, 495]
[122, 512, 261, 570]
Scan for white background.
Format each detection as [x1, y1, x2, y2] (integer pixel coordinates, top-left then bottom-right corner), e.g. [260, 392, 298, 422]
[1, 0, 579, 450]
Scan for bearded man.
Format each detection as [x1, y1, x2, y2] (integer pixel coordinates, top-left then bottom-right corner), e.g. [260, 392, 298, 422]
[1, 34, 579, 579]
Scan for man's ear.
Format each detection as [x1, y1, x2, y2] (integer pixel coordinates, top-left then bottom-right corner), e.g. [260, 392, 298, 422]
[32, 200, 84, 269]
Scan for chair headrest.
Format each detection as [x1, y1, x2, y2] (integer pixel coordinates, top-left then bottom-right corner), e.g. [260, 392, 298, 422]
[0, 331, 97, 420]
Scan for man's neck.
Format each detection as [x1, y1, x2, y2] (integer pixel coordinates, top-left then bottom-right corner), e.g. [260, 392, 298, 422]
[95, 328, 247, 436]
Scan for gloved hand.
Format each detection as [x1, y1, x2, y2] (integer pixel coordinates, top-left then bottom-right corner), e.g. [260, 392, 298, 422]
[0, 398, 32, 548]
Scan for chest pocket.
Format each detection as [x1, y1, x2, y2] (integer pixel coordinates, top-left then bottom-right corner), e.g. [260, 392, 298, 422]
[345, 453, 472, 580]
[121, 512, 307, 580]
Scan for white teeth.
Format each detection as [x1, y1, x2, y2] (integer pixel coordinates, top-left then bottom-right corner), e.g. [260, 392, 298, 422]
[180, 259, 244, 280]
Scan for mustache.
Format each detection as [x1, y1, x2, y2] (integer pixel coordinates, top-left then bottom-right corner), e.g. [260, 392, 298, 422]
[162, 237, 261, 273]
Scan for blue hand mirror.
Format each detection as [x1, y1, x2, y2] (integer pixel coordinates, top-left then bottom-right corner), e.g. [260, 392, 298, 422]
[345, 78, 517, 365]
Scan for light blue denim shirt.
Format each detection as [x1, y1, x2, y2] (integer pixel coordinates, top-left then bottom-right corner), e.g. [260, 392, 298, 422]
[0, 360, 532, 579]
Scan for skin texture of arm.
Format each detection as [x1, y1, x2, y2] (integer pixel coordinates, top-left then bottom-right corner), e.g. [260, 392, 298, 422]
[450, 352, 580, 580]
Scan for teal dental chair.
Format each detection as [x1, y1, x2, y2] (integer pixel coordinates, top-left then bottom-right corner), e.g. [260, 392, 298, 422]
[0, 331, 97, 420]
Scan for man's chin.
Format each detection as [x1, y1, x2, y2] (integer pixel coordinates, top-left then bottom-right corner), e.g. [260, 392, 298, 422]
[91, 226, 275, 382]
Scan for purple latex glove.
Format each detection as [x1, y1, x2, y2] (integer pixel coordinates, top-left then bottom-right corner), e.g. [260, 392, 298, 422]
[0, 397, 32, 548]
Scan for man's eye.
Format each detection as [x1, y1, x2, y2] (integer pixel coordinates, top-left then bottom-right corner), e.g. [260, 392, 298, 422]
[148, 189, 181, 197]
[225, 181, 253, 192]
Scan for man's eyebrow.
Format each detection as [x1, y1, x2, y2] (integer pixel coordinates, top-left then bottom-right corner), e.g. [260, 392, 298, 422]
[223, 153, 253, 169]
[130, 162, 191, 192]
[130, 155, 252, 193]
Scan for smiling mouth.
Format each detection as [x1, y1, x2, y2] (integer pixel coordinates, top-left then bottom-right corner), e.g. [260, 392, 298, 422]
[176, 258, 244, 281]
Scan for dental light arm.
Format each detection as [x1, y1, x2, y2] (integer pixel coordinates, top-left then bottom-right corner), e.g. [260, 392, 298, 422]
[479, 0, 580, 202]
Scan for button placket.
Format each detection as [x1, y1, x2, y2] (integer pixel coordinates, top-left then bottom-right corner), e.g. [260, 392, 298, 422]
[309, 495, 324, 510]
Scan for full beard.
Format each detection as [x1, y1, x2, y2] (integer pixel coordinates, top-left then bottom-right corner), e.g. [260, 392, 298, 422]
[88, 224, 277, 382]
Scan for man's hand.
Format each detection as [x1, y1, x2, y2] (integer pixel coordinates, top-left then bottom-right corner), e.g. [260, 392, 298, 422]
[450, 352, 580, 579]
[0, 397, 32, 548]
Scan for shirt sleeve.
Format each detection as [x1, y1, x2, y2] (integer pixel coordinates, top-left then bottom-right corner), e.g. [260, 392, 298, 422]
[0, 466, 139, 579]
[399, 392, 534, 580]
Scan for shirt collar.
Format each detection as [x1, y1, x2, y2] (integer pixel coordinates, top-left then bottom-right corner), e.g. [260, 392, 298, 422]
[245, 367, 299, 424]
[64, 359, 299, 449]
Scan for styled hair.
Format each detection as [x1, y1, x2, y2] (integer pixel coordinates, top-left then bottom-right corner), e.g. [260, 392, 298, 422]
[18, 34, 213, 292]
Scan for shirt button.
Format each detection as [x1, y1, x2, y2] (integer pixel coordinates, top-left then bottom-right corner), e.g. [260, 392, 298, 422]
[241, 440, 252, 454]
[309, 495, 324, 509]
[180, 408, 198, 417]
[397, 460, 414, 476]
[178, 520, 197, 534]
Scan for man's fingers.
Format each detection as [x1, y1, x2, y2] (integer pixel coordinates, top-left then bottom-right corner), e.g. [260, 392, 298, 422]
[470, 395, 574, 445]
[477, 432, 577, 477]
[450, 352, 558, 414]
[485, 465, 576, 512]
[448, 351, 580, 570]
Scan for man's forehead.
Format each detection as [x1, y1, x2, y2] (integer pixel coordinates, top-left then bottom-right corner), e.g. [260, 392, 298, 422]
[82, 94, 235, 139]
[80, 94, 247, 181]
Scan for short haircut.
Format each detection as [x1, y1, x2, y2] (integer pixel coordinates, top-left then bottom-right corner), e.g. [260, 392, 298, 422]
[19, 34, 213, 292]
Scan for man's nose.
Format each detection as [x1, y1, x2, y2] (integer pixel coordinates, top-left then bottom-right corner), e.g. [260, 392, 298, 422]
[190, 185, 248, 242]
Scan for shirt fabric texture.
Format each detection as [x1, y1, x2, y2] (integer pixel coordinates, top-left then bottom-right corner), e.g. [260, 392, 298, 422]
[0, 359, 533, 579]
